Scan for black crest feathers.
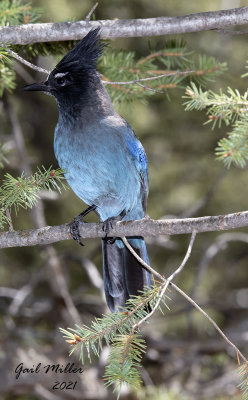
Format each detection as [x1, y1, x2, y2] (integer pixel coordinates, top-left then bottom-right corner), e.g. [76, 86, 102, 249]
[54, 27, 103, 73]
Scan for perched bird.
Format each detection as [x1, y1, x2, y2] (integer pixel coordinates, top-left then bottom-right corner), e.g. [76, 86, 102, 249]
[24, 28, 152, 312]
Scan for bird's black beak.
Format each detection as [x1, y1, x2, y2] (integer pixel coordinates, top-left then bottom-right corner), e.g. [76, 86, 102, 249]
[23, 81, 50, 92]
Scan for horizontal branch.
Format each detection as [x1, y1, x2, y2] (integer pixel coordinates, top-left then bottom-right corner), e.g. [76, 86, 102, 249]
[1, 210, 248, 249]
[1, 7, 248, 45]
[103, 70, 201, 85]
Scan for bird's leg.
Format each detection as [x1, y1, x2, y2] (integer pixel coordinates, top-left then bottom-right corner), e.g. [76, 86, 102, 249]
[70, 204, 97, 246]
[102, 210, 126, 244]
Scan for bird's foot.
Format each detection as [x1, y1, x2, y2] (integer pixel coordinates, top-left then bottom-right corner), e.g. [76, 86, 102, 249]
[70, 215, 85, 246]
[102, 210, 126, 244]
[70, 204, 97, 246]
[102, 217, 114, 236]
[102, 218, 115, 244]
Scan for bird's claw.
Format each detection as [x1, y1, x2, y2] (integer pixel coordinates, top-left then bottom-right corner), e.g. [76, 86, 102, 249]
[105, 237, 116, 244]
[102, 211, 126, 244]
[70, 204, 97, 246]
[102, 218, 113, 236]
[70, 216, 85, 246]
[102, 218, 117, 244]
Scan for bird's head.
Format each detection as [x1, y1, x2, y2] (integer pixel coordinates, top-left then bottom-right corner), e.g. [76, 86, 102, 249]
[24, 27, 103, 105]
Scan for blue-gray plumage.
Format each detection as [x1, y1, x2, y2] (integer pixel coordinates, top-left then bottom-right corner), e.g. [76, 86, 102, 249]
[24, 28, 152, 312]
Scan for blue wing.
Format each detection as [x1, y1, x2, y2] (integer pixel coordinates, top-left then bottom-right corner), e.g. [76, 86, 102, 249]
[125, 124, 149, 212]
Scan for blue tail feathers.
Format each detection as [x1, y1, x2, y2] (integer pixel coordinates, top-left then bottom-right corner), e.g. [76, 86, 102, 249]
[102, 237, 152, 312]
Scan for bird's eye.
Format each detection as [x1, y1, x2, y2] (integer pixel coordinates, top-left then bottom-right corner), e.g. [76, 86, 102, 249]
[56, 76, 67, 86]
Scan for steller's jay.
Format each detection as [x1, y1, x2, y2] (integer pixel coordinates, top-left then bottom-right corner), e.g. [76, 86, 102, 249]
[24, 28, 152, 312]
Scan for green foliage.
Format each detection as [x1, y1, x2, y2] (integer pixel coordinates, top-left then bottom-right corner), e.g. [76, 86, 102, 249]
[0, 166, 65, 229]
[104, 334, 146, 394]
[61, 284, 169, 394]
[238, 363, 248, 400]
[0, 0, 41, 26]
[0, 143, 9, 169]
[0, 58, 16, 96]
[216, 117, 248, 168]
[184, 83, 248, 128]
[184, 82, 248, 168]
[0, 45, 13, 63]
[100, 41, 226, 103]
[0, 0, 42, 95]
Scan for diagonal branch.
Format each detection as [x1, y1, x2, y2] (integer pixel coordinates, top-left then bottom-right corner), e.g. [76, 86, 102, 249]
[122, 233, 248, 364]
[170, 282, 248, 364]
[130, 230, 197, 331]
[0, 7, 248, 45]
[0, 45, 49, 74]
[1, 210, 248, 249]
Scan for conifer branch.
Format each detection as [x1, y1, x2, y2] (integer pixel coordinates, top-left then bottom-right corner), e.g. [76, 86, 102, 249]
[238, 363, 248, 398]
[0, 44, 49, 74]
[0, 40, 226, 104]
[1, 7, 248, 44]
[60, 285, 162, 361]
[0, 0, 41, 26]
[62, 230, 247, 394]
[103, 333, 146, 393]
[184, 84, 248, 126]
[103, 66, 225, 86]
[0, 167, 65, 229]
[184, 82, 248, 168]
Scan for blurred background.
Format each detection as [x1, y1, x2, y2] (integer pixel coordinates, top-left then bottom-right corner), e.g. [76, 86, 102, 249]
[1, 1, 248, 399]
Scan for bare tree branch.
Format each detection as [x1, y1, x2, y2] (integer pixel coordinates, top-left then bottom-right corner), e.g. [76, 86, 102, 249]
[85, 2, 99, 22]
[0, 46, 49, 74]
[131, 230, 197, 331]
[170, 281, 248, 364]
[1, 210, 248, 249]
[0, 7, 248, 45]
[122, 233, 248, 364]
[103, 70, 200, 85]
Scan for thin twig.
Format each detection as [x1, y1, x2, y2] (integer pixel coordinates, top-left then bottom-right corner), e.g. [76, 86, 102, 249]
[168, 230, 197, 281]
[5, 208, 14, 232]
[135, 81, 164, 93]
[0, 43, 218, 86]
[170, 282, 248, 364]
[0, 45, 49, 74]
[122, 232, 247, 364]
[85, 2, 99, 22]
[103, 70, 196, 85]
[131, 231, 196, 331]
[132, 282, 168, 333]
[121, 236, 165, 282]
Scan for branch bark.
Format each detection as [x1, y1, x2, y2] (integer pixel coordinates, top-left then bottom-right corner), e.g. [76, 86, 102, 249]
[1, 210, 248, 249]
[1, 7, 248, 45]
